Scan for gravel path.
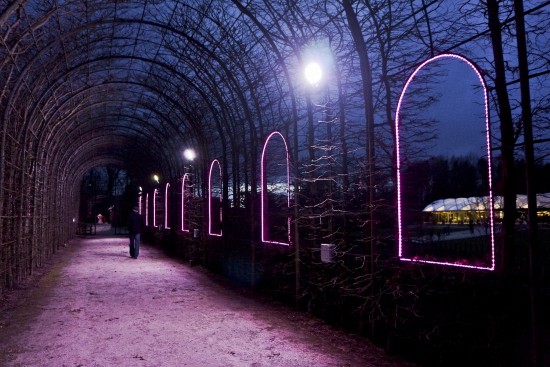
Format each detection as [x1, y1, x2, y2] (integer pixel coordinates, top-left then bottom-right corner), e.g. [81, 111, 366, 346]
[0, 236, 414, 367]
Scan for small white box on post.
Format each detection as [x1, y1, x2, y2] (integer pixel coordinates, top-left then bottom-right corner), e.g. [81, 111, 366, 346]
[320, 243, 335, 263]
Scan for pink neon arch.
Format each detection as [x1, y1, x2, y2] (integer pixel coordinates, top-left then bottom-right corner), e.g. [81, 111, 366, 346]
[395, 53, 495, 271]
[261, 131, 291, 245]
[208, 159, 222, 236]
[153, 188, 159, 227]
[181, 173, 191, 232]
[164, 183, 171, 229]
[145, 193, 149, 226]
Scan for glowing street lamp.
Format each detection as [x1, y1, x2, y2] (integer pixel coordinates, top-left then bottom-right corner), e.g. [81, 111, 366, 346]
[152, 174, 160, 184]
[304, 59, 335, 249]
[304, 61, 323, 86]
[183, 148, 197, 194]
[181, 148, 196, 232]
[183, 148, 196, 161]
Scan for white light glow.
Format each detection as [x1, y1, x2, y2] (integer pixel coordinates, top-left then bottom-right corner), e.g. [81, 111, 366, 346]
[305, 62, 323, 86]
[184, 148, 196, 161]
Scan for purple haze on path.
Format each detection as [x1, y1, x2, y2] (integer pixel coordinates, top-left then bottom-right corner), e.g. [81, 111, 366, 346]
[0, 231, 415, 367]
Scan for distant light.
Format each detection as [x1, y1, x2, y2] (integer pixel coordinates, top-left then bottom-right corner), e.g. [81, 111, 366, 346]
[305, 62, 323, 85]
[183, 148, 196, 161]
[153, 174, 160, 183]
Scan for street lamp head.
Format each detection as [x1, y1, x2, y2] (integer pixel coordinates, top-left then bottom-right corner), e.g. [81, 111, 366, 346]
[153, 174, 160, 183]
[305, 61, 323, 86]
[183, 148, 197, 161]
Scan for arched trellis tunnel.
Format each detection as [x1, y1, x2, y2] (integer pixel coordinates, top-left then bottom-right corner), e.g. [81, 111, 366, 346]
[1, 2, 548, 365]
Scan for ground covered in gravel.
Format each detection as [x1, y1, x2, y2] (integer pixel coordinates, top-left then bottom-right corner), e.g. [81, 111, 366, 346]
[0, 233, 415, 367]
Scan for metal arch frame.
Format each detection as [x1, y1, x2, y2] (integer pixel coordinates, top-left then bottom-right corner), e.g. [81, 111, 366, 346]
[58, 135, 162, 185]
[208, 159, 223, 237]
[19, 58, 222, 177]
[260, 131, 291, 246]
[1, 14, 267, 194]
[2, 5, 291, 136]
[0, 7, 287, 187]
[1, 12, 272, 128]
[53, 134, 158, 208]
[61, 139, 140, 184]
[2, 17, 260, 117]
[180, 173, 192, 233]
[0, 1, 304, 292]
[49, 123, 167, 168]
[41, 98, 182, 152]
[38, 101, 186, 178]
[164, 182, 171, 230]
[14, 63, 201, 139]
[395, 53, 495, 271]
[28, 79, 189, 182]
[65, 157, 128, 204]
[2, 27, 222, 141]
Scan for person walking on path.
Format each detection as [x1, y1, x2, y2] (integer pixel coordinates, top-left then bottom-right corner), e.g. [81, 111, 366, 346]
[127, 206, 144, 259]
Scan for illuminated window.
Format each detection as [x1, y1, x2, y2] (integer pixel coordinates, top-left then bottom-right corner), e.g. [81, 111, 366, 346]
[395, 53, 494, 270]
[145, 193, 149, 226]
[208, 159, 222, 236]
[153, 188, 159, 228]
[181, 173, 191, 232]
[261, 131, 291, 245]
[164, 183, 171, 229]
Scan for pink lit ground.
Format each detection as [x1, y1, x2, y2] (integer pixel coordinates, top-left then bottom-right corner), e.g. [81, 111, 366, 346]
[0, 233, 415, 367]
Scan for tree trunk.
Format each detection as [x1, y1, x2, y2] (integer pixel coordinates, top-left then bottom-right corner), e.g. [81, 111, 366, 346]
[513, 1, 540, 364]
[486, 0, 517, 276]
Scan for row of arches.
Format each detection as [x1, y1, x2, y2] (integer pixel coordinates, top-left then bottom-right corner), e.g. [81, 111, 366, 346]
[128, 53, 497, 272]
[139, 131, 291, 244]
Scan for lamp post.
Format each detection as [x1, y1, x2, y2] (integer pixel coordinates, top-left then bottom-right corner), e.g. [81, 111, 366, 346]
[151, 174, 160, 228]
[183, 148, 196, 193]
[305, 61, 334, 243]
[183, 148, 201, 241]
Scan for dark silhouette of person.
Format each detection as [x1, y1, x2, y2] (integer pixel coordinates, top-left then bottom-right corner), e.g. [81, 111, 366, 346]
[127, 206, 144, 259]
